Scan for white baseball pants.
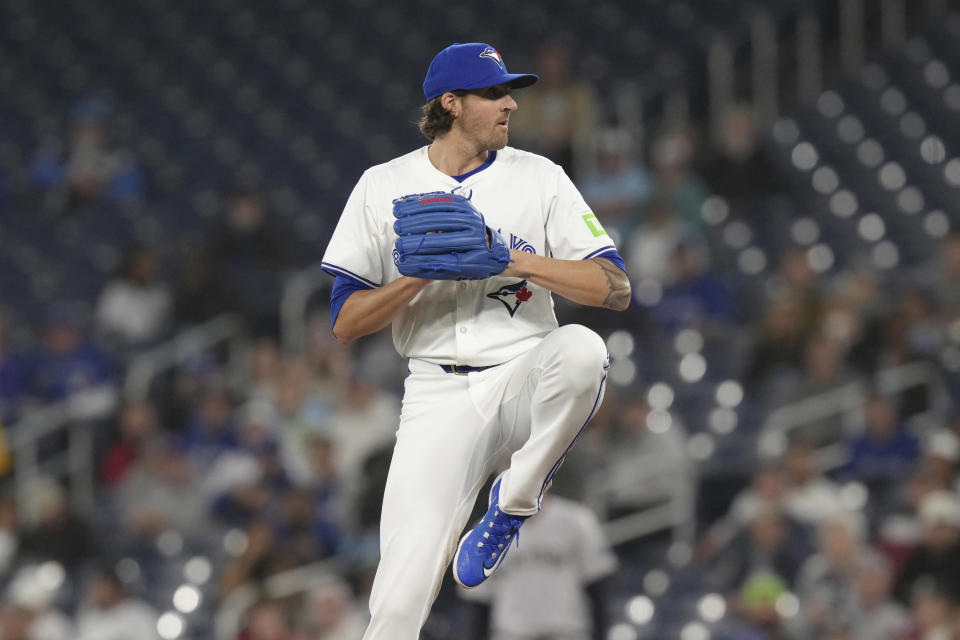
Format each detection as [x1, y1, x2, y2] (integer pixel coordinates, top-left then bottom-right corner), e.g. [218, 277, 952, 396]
[362, 324, 609, 640]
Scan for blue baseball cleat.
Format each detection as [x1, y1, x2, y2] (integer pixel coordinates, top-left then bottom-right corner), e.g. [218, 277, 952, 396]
[453, 473, 529, 588]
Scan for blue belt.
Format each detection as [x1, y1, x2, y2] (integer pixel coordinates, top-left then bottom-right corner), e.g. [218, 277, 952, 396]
[440, 364, 497, 375]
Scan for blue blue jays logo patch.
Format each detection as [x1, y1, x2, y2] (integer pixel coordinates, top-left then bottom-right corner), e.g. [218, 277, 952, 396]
[479, 47, 505, 70]
[487, 280, 533, 317]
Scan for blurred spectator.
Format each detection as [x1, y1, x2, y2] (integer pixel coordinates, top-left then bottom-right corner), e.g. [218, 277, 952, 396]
[794, 511, 871, 638]
[577, 128, 652, 236]
[625, 199, 690, 289]
[508, 43, 600, 178]
[94, 246, 171, 353]
[22, 304, 114, 405]
[206, 402, 291, 528]
[321, 376, 399, 499]
[203, 191, 298, 333]
[743, 294, 808, 389]
[74, 567, 158, 640]
[927, 233, 960, 322]
[0, 491, 18, 579]
[649, 128, 710, 232]
[893, 490, 960, 603]
[0, 315, 24, 424]
[842, 392, 920, 510]
[575, 389, 691, 525]
[723, 571, 793, 640]
[117, 437, 212, 542]
[100, 398, 160, 487]
[0, 602, 35, 640]
[219, 522, 301, 600]
[248, 338, 283, 404]
[18, 477, 99, 572]
[698, 105, 780, 206]
[781, 439, 845, 527]
[849, 553, 909, 640]
[782, 335, 862, 446]
[237, 599, 292, 640]
[181, 384, 238, 467]
[905, 578, 954, 640]
[920, 430, 959, 495]
[697, 465, 789, 562]
[652, 240, 732, 334]
[5, 563, 73, 640]
[771, 250, 823, 331]
[275, 359, 333, 487]
[294, 578, 366, 640]
[30, 97, 141, 212]
[458, 495, 618, 640]
[828, 270, 888, 376]
[171, 242, 236, 327]
[708, 505, 810, 593]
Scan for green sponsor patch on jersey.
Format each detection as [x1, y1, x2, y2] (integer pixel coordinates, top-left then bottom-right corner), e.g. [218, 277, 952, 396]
[582, 213, 606, 237]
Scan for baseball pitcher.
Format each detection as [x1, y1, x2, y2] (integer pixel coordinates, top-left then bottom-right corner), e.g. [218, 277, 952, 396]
[321, 42, 631, 640]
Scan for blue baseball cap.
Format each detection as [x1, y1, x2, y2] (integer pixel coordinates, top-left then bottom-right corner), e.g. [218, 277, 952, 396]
[423, 43, 538, 102]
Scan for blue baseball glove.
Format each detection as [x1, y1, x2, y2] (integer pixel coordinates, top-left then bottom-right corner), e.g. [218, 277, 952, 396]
[392, 192, 511, 280]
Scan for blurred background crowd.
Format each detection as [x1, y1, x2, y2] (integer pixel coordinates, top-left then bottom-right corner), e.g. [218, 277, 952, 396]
[0, 0, 959, 639]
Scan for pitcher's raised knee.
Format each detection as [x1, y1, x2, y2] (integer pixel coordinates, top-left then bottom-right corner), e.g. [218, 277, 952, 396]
[546, 324, 609, 375]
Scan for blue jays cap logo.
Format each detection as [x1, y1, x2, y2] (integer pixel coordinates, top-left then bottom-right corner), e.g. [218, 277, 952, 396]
[487, 280, 532, 317]
[478, 47, 505, 70]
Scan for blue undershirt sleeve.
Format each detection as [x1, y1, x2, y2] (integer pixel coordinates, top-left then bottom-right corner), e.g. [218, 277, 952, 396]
[591, 249, 626, 273]
[329, 274, 374, 329]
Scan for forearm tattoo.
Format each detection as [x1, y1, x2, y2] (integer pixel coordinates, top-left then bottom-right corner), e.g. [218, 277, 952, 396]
[589, 258, 632, 310]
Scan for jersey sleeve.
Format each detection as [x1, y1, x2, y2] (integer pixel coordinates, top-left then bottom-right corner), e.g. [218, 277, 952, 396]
[321, 171, 385, 288]
[544, 166, 620, 263]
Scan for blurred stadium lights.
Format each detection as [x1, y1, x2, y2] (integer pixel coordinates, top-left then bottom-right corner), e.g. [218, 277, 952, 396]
[608, 622, 639, 640]
[811, 166, 839, 194]
[157, 611, 185, 640]
[896, 187, 924, 215]
[697, 593, 726, 623]
[699, 196, 729, 226]
[856, 138, 885, 168]
[223, 528, 249, 556]
[633, 278, 663, 307]
[840, 481, 869, 511]
[116, 558, 142, 584]
[790, 141, 818, 171]
[836, 114, 865, 144]
[157, 530, 184, 558]
[647, 382, 675, 411]
[625, 595, 655, 625]
[790, 217, 820, 245]
[775, 592, 801, 618]
[723, 220, 753, 249]
[173, 584, 202, 614]
[828, 189, 858, 217]
[872, 240, 900, 269]
[680, 620, 711, 640]
[857, 213, 886, 242]
[606, 330, 636, 359]
[674, 329, 704, 355]
[714, 380, 744, 408]
[920, 135, 946, 164]
[678, 353, 707, 383]
[816, 90, 845, 118]
[738, 247, 767, 275]
[771, 117, 800, 146]
[643, 569, 671, 597]
[924, 210, 950, 238]
[36, 561, 65, 592]
[610, 358, 638, 387]
[687, 433, 716, 461]
[184, 556, 213, 585]
[709, 407, 738, 435]
[646, 409, 673, 434]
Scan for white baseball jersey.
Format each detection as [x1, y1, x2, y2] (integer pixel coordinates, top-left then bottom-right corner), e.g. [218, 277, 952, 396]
[459, 496, 618, 638]
[321, 145, 619, 366]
